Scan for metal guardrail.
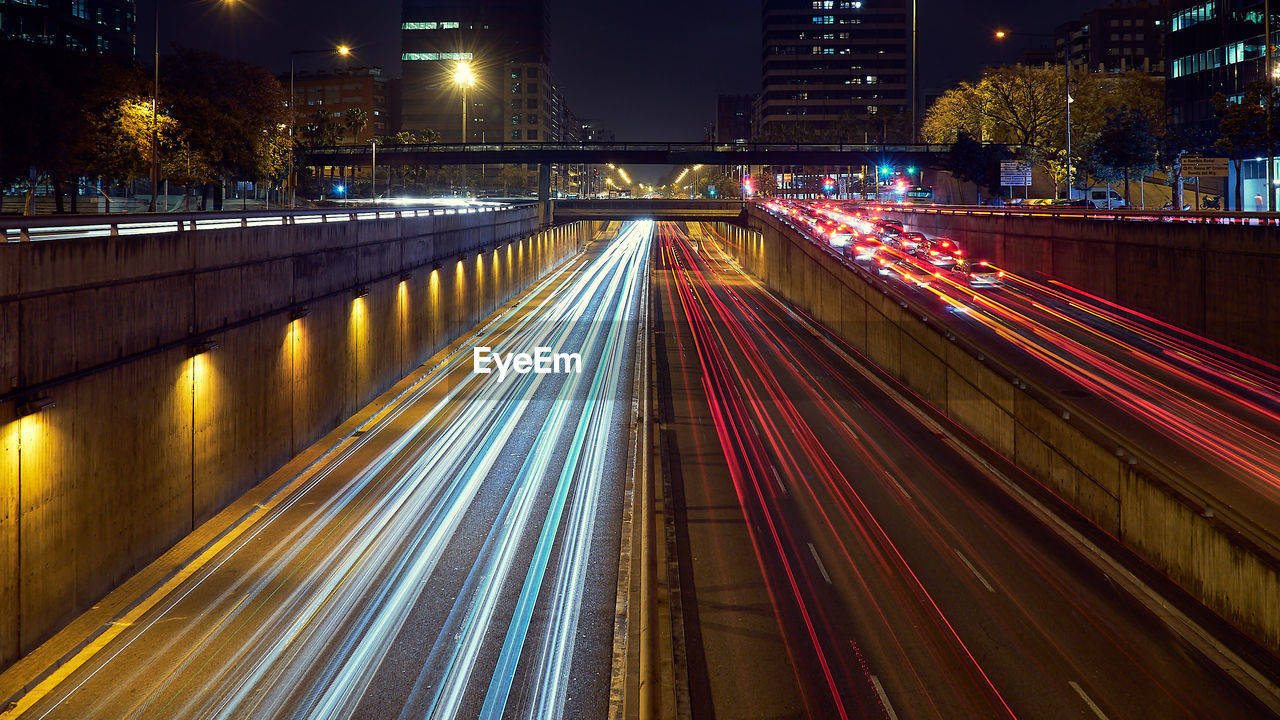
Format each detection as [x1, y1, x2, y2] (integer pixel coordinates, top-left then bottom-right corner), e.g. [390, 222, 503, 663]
[851, 202, 1280, 227]
[0, 202, 533, 242]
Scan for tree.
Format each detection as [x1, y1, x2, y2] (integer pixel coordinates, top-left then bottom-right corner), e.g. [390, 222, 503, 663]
[748, 171, 778, 198]
[922, 65, 1165, 196]
[499, 164, 531, 194]
[1090, 109, 1158, 204]
[979, 64, 1065, 149]
[921, 82, 986, 144]
[83, 97, 179, 210]
[345, 108, 368, 145]
[1213, 83, 1278, 210]
[0, 40, 136, 213]
[161, 47, 289, 206]
[946, 132, 1009, 204]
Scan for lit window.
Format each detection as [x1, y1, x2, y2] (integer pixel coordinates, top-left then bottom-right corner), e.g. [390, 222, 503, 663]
[401, 22, 438, 30]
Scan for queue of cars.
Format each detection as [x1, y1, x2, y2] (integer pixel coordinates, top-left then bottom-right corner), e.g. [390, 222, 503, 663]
[763, 200, 1006, 291]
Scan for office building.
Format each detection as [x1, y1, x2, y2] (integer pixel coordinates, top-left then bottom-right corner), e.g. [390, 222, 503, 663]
[716, 94, 754, 143]
[1055, 0, 1167, 75]
[400, 0, 550, 141]
[758, 0, 913, 141]
[0, 0, 135, 60]
[286, 67, 390, 143]
[1167, 0, 1275, 209]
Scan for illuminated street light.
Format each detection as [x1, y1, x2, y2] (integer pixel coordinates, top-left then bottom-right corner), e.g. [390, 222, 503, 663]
[455, 61, 477, 144]
[150, 0, 238, 212]
[289, 44, 354, 208]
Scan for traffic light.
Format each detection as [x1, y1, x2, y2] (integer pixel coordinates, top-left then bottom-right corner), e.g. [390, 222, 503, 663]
[742, 177, 755, 197]
[906, 166, 917, 175]
[879, 166, 891, 176]
[894, 179, 908, 194]
[822, 176, 836, 194]
[709, 185, 717, 197]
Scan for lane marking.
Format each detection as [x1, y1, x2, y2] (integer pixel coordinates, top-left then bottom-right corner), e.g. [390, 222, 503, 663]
[885, 475, 913, 502]
[772, 466, 788, 496]
[869, 675, 901, 720]
[1069, 680, 1111, 720]
[840, 420, 858, 439]
[807, 543, 833, 585]
[954, 549, 996, 594]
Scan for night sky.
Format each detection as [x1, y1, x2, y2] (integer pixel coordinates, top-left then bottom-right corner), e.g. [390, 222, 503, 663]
[140, 0, 1111, 142]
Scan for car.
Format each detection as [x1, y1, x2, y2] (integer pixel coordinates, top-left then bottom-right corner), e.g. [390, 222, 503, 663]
[901, 231, 927, 252]
[953, 259, 1005, 288]
[848, 239, 881, 261]
[917, 237, 961, 267]
[886, 258, 933, 287]
[879, 219, 905, 231]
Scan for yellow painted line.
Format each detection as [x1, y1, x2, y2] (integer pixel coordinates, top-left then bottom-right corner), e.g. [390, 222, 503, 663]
[0, 440, 350, 719]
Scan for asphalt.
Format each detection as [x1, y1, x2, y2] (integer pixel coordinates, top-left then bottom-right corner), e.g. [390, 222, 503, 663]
[0, 221, 650, 720]
[655, 220, 1272, 719]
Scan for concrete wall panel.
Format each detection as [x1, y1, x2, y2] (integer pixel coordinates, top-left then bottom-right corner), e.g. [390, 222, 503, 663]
[729, 206, 1280, 649]
[0, 207, 579, 666]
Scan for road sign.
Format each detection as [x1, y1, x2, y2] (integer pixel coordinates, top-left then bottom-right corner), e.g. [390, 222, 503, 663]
[1000, 161, 1033, 187]
[1180, 157, 1229, 178]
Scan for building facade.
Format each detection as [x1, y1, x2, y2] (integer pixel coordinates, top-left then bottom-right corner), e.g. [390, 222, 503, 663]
[400, 0, 550, 141]
[287, 67, 390, 143]
[758, 0, 913, 141]
[1166, 0, 1276, 209]
[0, 0, 135, 60]
[716, 94, 754, 143]
[1055, 0, 1168, 75]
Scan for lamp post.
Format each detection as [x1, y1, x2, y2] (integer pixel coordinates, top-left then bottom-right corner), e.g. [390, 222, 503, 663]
[151, 0, 238, 212]
[995, 29, 1072, 200]
[288, 45, 350, 209]
[454, 61, 476, 145]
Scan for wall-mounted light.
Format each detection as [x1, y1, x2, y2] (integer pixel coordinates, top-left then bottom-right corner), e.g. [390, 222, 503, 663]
[17, 396, 54, 418]
[191, 339, 220, 356]
[432, 262, 443, 272]
[290, 306, 311, 320]
[354, 287, 370, 299]
[400, 272, 413, 282]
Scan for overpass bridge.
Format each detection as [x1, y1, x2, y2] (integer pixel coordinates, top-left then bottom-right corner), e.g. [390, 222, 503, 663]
[304, 141, 952, 169]
[551, 199, 748, 224]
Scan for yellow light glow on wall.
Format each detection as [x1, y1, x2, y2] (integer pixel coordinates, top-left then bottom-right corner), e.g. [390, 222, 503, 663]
[350, 295, 369, 383]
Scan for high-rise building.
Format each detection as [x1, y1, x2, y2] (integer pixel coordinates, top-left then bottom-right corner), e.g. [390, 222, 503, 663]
[400, 0, 550, 141]
[1166, 0, 1276, 209]
[758, 0, 913, 141]
[716, 94, 755, 143]
[0, 0, 135, 60]
[1055, 0, 1168, 76]
[285, 67, 390, 143]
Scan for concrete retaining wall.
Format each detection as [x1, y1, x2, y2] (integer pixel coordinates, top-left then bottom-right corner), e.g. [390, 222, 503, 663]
[870, 208, 1280, 366]
[0, 208, 594, 666]
[708, 210, 1280, 652]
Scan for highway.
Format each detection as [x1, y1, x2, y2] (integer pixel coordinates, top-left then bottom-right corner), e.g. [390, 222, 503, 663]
[655, 221, 1271, 719]
[0, 221, 651, 720]
[781, 201, 1280, 540]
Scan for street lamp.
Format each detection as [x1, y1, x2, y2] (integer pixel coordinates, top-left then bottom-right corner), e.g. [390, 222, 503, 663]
[454, 61, 476, 145]
[287, 45, 350, 209]
[995, 29, 1072, 200]
[150, 0, 237, 212]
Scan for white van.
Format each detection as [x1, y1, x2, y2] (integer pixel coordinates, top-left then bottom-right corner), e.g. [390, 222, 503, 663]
[1072, 187, 1127, 209]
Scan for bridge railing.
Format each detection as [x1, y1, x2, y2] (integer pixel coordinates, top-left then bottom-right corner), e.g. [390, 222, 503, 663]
[836, 202, 1280, 227]
[311, 141, 956, 156]
[0, 201, 530, 242]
